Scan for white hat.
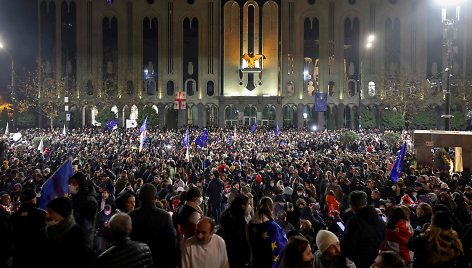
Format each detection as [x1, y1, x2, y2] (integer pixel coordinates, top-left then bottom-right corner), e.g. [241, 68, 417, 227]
[177, 186, 184, 192]
[316, 230, 339, 253]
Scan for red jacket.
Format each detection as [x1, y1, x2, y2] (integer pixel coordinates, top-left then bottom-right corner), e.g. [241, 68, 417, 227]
[381, 219, 413, 264]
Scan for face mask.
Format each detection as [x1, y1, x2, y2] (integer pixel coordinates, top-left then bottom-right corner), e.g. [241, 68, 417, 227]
[46, 219, 60, 226]
[104, 210, 111, 216]
[270, 183, 275, 187]
[297, 192, 303, 196]
[303, 193, 309, 198]
[68, 185, 79, 194]
[198, 197, 203, 205]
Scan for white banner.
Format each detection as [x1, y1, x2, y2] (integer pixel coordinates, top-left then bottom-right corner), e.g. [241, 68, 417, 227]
[126, 119, 137, 128]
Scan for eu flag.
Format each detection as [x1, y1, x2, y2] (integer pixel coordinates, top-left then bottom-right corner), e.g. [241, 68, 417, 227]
[140, 116, 148, 133]
[39, 160, 74, 209]
[106, 119, 118, 130]
[195, 129, 209, 148]
[390, 143, 406, 183]
[314, 92, 328, 112]
[275, 123, 280, 136]
[249, 123, 257, 134]
[248, 220, 287, 268]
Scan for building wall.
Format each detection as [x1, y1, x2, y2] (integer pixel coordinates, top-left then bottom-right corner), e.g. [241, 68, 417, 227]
[36, 0, 470, 129]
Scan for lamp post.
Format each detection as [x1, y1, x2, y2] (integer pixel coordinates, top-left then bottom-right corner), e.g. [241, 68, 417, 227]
[358, 34, 375, 130]
[0, 42, 15, 130]
[436, 0, 463, 131]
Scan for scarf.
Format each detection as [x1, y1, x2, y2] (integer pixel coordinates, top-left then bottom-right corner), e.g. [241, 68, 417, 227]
[46, 215, 76, 245]
[421, 225, 464, 266]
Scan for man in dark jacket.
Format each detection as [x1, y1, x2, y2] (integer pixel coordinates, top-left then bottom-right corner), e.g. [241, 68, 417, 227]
[95, 213, 153, 268]
[69, 172, 98, 250]
[341, 190, 385, 268]
[130, 184, 177, 268]
[38, 197, 93, 268]
[10, 189, 46, 268]
[206, 171, 224, 224]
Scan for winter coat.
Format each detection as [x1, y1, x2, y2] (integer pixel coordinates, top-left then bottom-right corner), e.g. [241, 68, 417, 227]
[220, 208, 251, 268]
[341, 205, 385, 268]
[380, 219, 413, 265]
[129, 202, 177, 268]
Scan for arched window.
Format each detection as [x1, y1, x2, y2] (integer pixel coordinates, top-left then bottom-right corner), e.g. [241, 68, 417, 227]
[225, 106, 239, 127]
[130, 105, 139, 120]
[166, 81, 174, 96]
[207, 81, 214, 96]
[368, 81, 376, 96]
[328, 81, 335, 96]
[262, 105, 276, 126]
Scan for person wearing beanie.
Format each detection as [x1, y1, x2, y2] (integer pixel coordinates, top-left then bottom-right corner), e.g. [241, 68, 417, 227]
[313, 230, 355, 268]
[341, 191, 385, 268]
[408, 211, 464, 267]
[129, 183, 177, 268]
[37, 197, 92, 268]
[10, 189, 46, 268]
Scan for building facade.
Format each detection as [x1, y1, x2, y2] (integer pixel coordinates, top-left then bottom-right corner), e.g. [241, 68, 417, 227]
[36, 0, 472, 129]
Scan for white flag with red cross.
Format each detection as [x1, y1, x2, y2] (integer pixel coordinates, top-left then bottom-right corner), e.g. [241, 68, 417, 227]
[174, 91, 187, 110]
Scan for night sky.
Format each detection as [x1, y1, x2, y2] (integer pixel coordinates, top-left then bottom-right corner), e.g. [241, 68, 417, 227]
[0, 0, 38, 102]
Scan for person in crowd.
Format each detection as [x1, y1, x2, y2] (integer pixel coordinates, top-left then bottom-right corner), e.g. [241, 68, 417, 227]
[181, 217, 229, 268]
[175, 186, 204, 244]
[115, 190, 136, 213]
[280, 235, 314, 268]
[37, 197, 93, 268]
[371, 251, 405, 268]
[0, 192, 12, 268]
[69, 171, 98, 250]
[10, 189, 46, 268]
[219, 194, 251, 268]
[95, 213, 153, 268]
[313, 230, 356, 268]
[206, 170, 224, 224]
[380, 206, 413, 266]
[413, 202, 432, 233]
[129, 183, 177, 268]
[408, 210, 464, 268]
[276, 210, 296, 235]
[94, 204, 115, 253]
[248, 196, 287, 268]
[341, 191, 385, 268]
[97, 188, 116, 212]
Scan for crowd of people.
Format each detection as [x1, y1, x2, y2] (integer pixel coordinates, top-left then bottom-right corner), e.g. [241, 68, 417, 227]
[0, 126, 471, 268]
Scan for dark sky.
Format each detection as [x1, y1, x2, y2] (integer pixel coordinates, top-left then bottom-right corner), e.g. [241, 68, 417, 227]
[0, 0, 37, 101]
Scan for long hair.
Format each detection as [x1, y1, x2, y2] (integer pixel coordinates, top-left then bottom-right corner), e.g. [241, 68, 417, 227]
[257, 196, 274, 221]
[386, 206, 407, 229]
[228, 194, 249, 214]
[280, 235, 310, 268]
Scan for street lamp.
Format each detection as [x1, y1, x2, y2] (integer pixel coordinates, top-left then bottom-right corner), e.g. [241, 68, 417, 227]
[0, 42, 15, 130]
[358, 34, 375, 130]
[436, 0, 464, 130]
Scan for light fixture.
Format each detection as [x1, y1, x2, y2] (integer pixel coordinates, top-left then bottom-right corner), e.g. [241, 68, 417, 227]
[367, 34, 375, 43]
[434, 0, 465, 6]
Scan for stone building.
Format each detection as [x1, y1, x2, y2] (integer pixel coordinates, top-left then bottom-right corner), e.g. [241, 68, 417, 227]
[36, 0, 472, 129]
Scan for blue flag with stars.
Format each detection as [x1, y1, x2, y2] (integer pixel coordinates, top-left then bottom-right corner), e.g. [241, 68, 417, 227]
[249, 123, 257, 134]
[39, 160, 74, 209]
[195, 129, 209, 148]
[390, 142, 406, 183]
[275, 123, 280, 136]
[106, 119, 118, 130]
[249, 220, 287, 268]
